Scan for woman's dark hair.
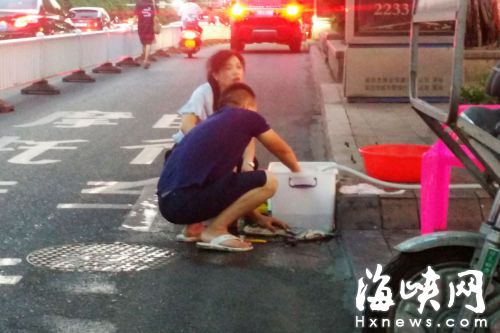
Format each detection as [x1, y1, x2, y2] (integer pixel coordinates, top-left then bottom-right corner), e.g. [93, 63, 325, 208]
[206, 50, 245, 111]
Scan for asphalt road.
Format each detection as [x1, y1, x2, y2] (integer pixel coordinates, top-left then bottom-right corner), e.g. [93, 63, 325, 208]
[0, 43, 355, 333]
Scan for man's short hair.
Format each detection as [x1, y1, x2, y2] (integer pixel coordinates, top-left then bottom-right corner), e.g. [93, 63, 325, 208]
[218, 83, 256, 109]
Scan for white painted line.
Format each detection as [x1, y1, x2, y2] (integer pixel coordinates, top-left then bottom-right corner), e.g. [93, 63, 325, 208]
[50, 275, 118, 295]
[0, 258, 22, 266]
[82, 178, 158, 195]
[0, 181, 17, 185]
[65, 282, 117, 295]
[121, 207, 157, 231]
[129, 148, 164, 165]
[0, 275, 22, 285]
[15, 111, 133, 129]
[121, 186, 160, 232]
[153, 114, 181, 128]
[0, 181, 17, 194]
[42, 315, 117, 333]
[84, 181, 118, 190]
[120, 224, 152, 232]
[122, 139, 174, 165]
[57, 204, 133, 209]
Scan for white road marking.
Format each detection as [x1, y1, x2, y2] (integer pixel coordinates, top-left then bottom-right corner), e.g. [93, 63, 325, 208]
[42, 315, 117, 333]
[152, 114, 181, 128]
[121, 207, 157, 232]
[122, 139, 174, 165]
[55, 276, 118, 295]
[59, 178, 159, 212]
[57, 204, 132, 209]
[0, 181, 17, 186]
[3, 138, 88, 165]
[82, 178, 158, 195]
[0, 258, 22, 266]
[121, 186, 163, 232]
[0, 181, 17, 194]
[0, 258, 23, 285]
[66, 282, 117, 295]
[0, 275, 22, 285]
[15, 111, 133, 128]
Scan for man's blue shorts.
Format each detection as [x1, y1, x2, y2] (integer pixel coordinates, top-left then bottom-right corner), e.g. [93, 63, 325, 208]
[158, 170, 267, 225]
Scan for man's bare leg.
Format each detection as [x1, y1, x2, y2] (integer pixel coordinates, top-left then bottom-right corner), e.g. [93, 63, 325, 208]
[184, 222, 204, 237]
[201, 171, 278, 248]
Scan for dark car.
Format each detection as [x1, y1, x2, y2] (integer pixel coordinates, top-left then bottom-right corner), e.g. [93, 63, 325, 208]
[229, 0, 304, 52]
[0, 0, 75, 39]
[69, 7, 112, 32]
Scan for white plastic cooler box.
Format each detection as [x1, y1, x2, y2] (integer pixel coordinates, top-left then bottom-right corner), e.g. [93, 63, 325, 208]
[267, 162, 338, 232]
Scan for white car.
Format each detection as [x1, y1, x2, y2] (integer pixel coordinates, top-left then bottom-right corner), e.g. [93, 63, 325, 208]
[69, 7, 112, 31]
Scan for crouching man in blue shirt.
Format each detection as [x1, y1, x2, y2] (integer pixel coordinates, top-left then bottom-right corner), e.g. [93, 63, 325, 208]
[157, 83, 301, 252]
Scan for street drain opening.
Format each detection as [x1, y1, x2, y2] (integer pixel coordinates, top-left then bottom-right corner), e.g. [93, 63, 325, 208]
[27, 242, 175, 272]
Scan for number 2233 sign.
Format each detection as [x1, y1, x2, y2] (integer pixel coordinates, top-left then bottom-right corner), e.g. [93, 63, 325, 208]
[354, 0, 454, 36]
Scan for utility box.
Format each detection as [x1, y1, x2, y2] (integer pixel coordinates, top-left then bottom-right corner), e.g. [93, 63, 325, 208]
[268, 162, 337, 232]
[340, 0, 455, 102]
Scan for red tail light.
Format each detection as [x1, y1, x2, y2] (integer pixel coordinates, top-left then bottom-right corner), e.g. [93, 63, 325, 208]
[284, 4, 301, 19]
[285, 4, 300, 16]
[14, 15, 40, 28]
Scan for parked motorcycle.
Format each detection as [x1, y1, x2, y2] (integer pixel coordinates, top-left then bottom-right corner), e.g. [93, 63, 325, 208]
[362, 0, 500, 332]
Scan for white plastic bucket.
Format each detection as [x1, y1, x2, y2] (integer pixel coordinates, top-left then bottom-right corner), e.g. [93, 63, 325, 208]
[268, 162, 337, 232]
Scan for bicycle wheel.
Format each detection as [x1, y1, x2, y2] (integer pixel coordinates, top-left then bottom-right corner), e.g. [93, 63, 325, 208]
[362, 246, 500, 333]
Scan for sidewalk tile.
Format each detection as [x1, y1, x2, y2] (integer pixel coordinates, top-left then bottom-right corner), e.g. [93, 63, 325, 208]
[381, 197, 420, 230]
[337, 195, 381, 229]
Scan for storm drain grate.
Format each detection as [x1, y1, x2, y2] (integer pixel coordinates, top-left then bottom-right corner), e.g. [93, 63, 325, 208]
[27, 242, 175, 272]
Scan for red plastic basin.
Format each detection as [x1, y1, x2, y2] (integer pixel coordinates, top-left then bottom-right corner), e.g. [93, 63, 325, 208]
[359, 144, 430, 183]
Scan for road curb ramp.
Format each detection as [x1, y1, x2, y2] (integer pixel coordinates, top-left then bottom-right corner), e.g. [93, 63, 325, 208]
[92, 62, 122, 74]
[116, 57, 141, 67]
[62, 70, 95, 83]
[21, 79, 60, 95]
[0, 99, 14, 113]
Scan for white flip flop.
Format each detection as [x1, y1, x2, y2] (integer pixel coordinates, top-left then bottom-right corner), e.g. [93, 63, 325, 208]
[196, 234, 253, 252]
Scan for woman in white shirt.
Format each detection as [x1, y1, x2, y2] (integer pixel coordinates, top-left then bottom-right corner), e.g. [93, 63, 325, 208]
[172, 49, 256, 171]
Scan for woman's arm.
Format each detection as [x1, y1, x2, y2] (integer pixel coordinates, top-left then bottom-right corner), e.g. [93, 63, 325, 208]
[240, 139, 256, 172]
[180, 113, 200, 134]
[177, 83, 213, 135]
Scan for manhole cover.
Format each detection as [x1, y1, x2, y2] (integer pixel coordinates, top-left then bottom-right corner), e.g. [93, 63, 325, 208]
[27, 242, 175, 272]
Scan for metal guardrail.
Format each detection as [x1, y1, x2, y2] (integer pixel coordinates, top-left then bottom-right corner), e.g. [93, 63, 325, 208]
[0, 25, 181, 92]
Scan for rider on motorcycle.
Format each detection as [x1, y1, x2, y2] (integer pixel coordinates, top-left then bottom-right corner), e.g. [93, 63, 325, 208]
[178, 0, 203, 34]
